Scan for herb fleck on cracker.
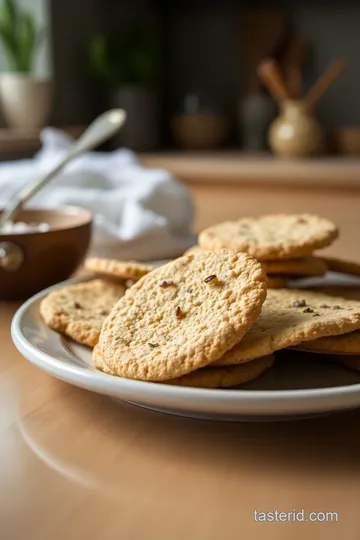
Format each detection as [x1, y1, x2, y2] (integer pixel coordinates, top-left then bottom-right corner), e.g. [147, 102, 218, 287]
[175, 306, 183, 319]
[292, 299, 306, 307]
[159, 280, 175, 288]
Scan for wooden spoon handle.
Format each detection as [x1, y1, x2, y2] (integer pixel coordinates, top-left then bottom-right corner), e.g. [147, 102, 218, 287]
[258, 58, 291, 103]
[305, 58, 346, 107]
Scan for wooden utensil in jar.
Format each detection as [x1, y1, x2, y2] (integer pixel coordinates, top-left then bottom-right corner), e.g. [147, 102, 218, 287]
[304, 59, 346, 108]
[258, 57, 346, 157]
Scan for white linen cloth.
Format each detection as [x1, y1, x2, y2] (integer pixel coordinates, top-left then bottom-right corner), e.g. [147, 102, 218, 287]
[0, 129, 195, 260]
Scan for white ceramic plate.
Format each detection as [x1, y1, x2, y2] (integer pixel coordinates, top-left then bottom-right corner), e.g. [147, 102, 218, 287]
[11, 276, 360, 421]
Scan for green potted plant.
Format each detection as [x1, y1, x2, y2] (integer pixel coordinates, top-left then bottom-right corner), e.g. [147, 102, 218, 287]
[0, 0, 51, 129]
[88, 27, 159, 150]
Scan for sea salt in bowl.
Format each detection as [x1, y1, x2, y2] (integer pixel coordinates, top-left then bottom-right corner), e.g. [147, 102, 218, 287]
[0, 207, 92, 300]
[1, 220, 51, 234]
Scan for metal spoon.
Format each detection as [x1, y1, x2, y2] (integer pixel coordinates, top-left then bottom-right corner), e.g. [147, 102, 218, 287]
[0, 109, 127, 228]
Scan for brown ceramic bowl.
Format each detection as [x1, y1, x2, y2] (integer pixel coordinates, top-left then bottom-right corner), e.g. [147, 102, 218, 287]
[171, 113, 230, 149]
[0, 206, 92, 300]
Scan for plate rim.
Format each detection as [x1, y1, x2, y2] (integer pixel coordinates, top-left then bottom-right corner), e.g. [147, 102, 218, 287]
[11, 276, 360, 416]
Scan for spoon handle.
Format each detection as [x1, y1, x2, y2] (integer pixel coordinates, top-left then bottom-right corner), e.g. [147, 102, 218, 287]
[0, 109, 126, 228]
[0, 153, 78, 226]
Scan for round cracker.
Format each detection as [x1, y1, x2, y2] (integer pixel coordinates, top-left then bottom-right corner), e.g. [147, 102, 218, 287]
[40, 279, 126, 347]
[93, 345, 273, 388]
[212, 289, 360, 366]
[198, 214, 338, 260]
[263, 256, 327, 277]
[320, 256, 360, 277]
[98, 250, 267, 381]
[85, 257, 153, 282]
[293, 329, 360, 355]
[267, 276, 288, 289]
[162, 354, 274, 388]
[184, 245, 204, 256]
[185, 248, 327, 278]
[93, 344, 114, 374]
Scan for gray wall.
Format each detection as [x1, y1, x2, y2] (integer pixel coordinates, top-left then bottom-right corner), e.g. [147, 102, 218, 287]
[50, 0, 103, 125]
[166, 3, 360, 129]
[0, 1, 358, 131]
[166, 7, 239, 116]
[296, 6, 360, 127]
[49, 0, 155, 125]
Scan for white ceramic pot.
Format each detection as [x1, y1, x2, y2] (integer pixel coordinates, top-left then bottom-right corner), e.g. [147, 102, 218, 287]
[0, 73, 52, 129]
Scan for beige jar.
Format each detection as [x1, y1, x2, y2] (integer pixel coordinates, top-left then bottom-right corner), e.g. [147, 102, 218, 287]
[269, 100, 323, 157]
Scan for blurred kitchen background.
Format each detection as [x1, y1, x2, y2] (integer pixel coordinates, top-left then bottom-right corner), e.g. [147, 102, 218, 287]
[1, 0, 360, 257]
[2, 0, 360, 148]
[11, 0, 357, 143]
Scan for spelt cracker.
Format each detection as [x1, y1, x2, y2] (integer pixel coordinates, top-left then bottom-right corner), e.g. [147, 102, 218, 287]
[267, 276, 288, 289]
[164, 354, 274, 388]
[263, 256, 327, 277]
[93, 345, 273, 388]
[98, 250, 267, 381]
[40, 279, 126, 347]
[85, 257, 153, 282]
[319, 256, 360, 277]
[198, 214, 338, 260]
[213, 289, 360, 365]
[293, 329, 360, 355]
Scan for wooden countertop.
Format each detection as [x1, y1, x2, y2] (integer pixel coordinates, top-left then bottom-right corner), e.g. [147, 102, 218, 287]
[140, 152, 360, 189]
[2, 191, 360, 537]
[1, 293, 359, 537]
[1, 142, 360, 537]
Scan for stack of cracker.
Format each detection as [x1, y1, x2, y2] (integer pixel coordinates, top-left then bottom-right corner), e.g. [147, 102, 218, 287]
[41, 251, 276, 387]
[39, 215, 360, 386]
[196, 214, 339, 287]
[194, 214, 360, 372]
[291, 266, 360, 370]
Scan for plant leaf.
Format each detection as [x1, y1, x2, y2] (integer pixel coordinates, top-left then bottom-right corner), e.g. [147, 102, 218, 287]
[0, 2, 43, 72]
[0, 0, 20, 69]
[17, 11, 36, 71]
[88, 34, 114, 84]
[87, 25, 159, 86]
[3, 0, 18, 26]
